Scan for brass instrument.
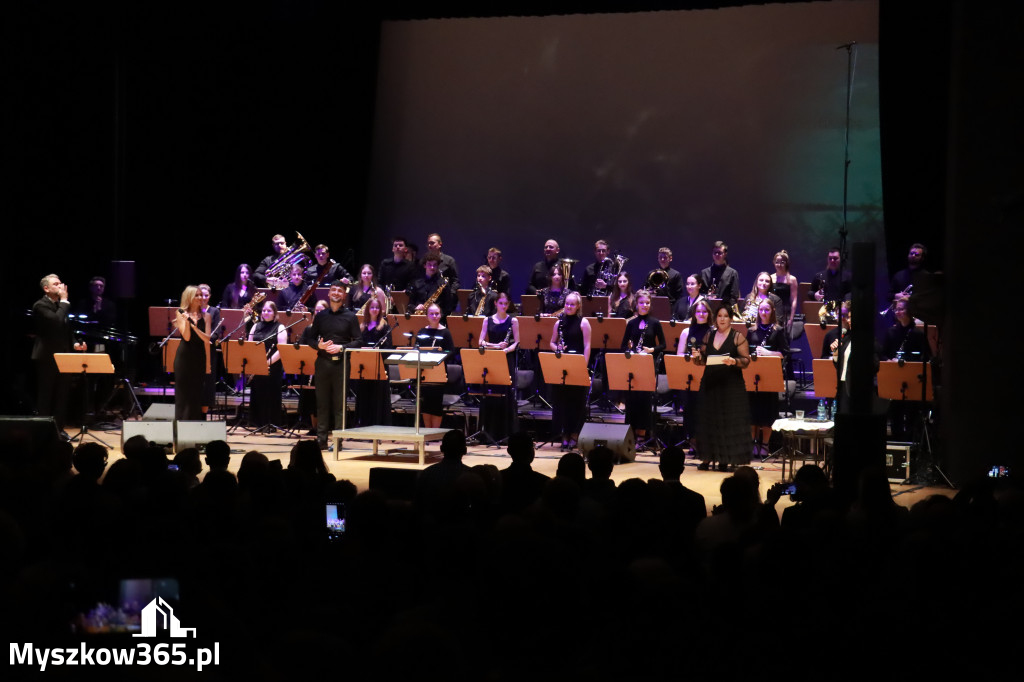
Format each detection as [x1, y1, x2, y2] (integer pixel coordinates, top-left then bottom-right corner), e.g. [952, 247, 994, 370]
[421, 276, 450, 311]
[593, 254, 628, 296]
[741, 298, 760, 325]
[819, 299, 839, 325]
[244, 291, 267, 323]
[880, 284, 912, 316]
[557, 258, 578, 287]
[264, 232, 312, 290]
[646, 269, 669, 293]
[357, 289, 375, 318]
[383, 284, 394, 314]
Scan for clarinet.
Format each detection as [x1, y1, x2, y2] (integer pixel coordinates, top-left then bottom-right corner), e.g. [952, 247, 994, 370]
[556, 314, 566, 353]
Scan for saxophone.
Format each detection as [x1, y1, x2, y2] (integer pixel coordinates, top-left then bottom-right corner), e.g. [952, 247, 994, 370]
[421, 276, 450, 311]
[474, 285, 489, 316]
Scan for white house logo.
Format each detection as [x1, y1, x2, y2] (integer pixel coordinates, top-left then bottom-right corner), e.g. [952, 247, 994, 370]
[133, 597, 196, 638]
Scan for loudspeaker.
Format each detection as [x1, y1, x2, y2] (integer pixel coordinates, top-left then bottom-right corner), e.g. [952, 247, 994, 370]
[122, 420, 174, 450]
[175, 421, 226, 453]
[143, 403, 175, 421]
[578, 422, 636, 463]
[0, 416, 61, 458]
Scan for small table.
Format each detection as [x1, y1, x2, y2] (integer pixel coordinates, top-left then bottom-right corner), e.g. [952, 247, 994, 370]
[773, 417, 834, 480]
[331, 426, 449, 465]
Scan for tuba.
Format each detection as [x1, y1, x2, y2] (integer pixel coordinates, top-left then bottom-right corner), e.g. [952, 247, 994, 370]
[557, 258, 578, 288]
[264, 232, 312, 290]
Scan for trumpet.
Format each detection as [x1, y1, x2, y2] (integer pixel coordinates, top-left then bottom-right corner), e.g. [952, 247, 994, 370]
[264, 232, 312, 290]
[880, 285, 912, 316]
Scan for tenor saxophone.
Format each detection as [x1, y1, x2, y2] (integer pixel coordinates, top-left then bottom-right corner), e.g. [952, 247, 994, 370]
[421, 276, 450, 311]
[474, 285, 489, 316]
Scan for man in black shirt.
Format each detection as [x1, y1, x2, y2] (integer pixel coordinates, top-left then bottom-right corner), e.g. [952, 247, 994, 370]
[810, 247, 852, 303]
[652, 247, 684, 306]
[277, 264, 310, 312]
[889, 243, 927, 305]
[379, 237, 418, 292]
[309, 281, 363, 449]
[253, 233, 289, 288]
[699, 240, 741, 309]
[580, 239, 612, 296]
[527, 239, 568, 294]
[409, 254, 455, 317]
[32, 274, 86, 433]
[424, 233, 459, 292]
[486, 247, 511, 295]
[306, 244, 352, 289]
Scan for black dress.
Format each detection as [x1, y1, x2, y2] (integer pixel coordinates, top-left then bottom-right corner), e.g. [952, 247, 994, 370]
[679, 321, 710, 441]
[770, 280, 793, 324]
[416, 326, 454, 416]
[249, 320, 284, 426]
[550, 315, 587, 438]
[696, 328, 752, 466]
[174, 317, 206, 421]
[620, 315, 666, 434]
[480, 314, 517, 441]
[355, 322, 393, 426]
[746, 323, 789, 427]
[610, 295, 634, 319]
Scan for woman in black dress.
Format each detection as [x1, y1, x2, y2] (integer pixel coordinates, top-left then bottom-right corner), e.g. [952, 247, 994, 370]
[620, 289, 666, 446]
[416, 303, 455, 428]
[477, 291, 520, 442]
[770, 249, 799, 331]
[672, 273, 705, 321]
[746, 298, 788, 455]
[248, 300, 287, 428]
[691, 305, 751, 471]
[608, 271, 635, 318]
[676, 299, 713, 453]
[349, 264, 387, 315]
[221, 263, 254, 309]
[539, 265, 569, 315]
[548, 291, 591, 449]
[355, 296, 393, 427]
[174, 285, 212, 421]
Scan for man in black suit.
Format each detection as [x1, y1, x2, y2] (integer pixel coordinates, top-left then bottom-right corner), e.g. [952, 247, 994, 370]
[32, 274, 86, 434]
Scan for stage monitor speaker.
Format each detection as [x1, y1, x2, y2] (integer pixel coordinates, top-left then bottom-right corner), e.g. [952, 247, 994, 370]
[578, 422, 636, 463]
[0, 416, 61, 458]
[122, 420, 174, 450]
[369, 467, 420, 502]
[175, 420, 226, 453]
[143, 403, 175, 421]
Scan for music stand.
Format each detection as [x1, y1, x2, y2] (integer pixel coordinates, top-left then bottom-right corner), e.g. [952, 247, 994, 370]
[805, 323, 837, 363]
[518, 295, 541, 317]
[222, 340, 270, 434]
[878, 360, 933, 403]
[55, 352, 115, 448]
[538, 350, 592, 447]
[663, 354, 706, 447]
[811, 358, 838, 400]
[586, 315, 628, 412]
[662, 320, 689, 356]
[517, 316, 558, 408]
[650, 296, 671, 320]
[460, 348, 513, 446]
[743, 355, 786, 460]
[580, 295, 606, 317]
[390, 315, 427, 346]
[279, 342, 318, 435]
[447, 315, 482, 349]
[605, 352, 659, 449]
[350, 350, 387, 381]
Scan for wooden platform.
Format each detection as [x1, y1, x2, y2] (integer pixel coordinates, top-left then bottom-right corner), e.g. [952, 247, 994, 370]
[332, 425, 449, 465]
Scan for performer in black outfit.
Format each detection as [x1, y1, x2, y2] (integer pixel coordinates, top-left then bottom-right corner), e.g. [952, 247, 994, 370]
[355, 296, 393, 427]
[672, 273, 705, 321]
[676, 299, 713, 452]
[691, 305, 751, 471]
[746, 299, 789, 455]
[548, 292, 591, 449]
[409, 254, 455, 318]
[276, 264, 309, 312]
[348, 264, 386, 314]
[810, 247, 852, 304]
[197, 283, 223, 413]
[296, 299, 328, 435]
[652, 247, 685, 306]
[888, 243, 927, 305]
[466, 265, 499, 317]
[32, 274, 86, 432]
[527, 239, 564, 294]
[477, 291, 520, 442]
[539, 265, 569, 315]
[580, 239, 612, 296]
[378, 237, 418, 293]
[485, 247, 511, 295]
[424, 233, 460, 292]
[881, 299, 930, 441]
[252, 234, 289, 288]
[75, 276, 117, 328]
[608, 272, 635, 318]
[415, 303, 455, 428]
[770, 250, 800, 330]
[309, 281, 363, 449]
[700, 240, 741, 309]
[619, 290, 666, 446]
[221, 263, 254, 309]
[174, 285, 212, 421]
[306, 244, 352, 288]
[248, 300, 286, 428]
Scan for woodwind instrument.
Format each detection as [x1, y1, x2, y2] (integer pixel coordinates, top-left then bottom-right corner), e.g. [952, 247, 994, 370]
[421, 276, 449, 311]
[474, 285, 489, 316]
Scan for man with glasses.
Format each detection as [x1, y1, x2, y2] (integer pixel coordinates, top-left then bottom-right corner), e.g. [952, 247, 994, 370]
[810, 247, 852, 303]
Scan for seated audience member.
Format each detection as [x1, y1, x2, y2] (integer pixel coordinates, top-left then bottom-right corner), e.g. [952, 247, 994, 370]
[499, 432, 551, 513]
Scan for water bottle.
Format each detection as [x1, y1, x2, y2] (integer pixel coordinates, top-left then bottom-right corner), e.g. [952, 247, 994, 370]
[817, 398, 826, 421]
